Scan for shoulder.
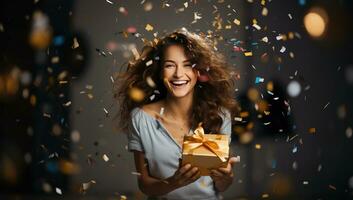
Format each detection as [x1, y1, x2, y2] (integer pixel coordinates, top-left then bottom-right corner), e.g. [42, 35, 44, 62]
[140, 100, 164, 117]
[130, 100, 164, 125]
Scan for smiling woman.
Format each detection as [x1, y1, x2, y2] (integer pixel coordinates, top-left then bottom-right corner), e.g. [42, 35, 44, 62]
[114, 28, 239, 200]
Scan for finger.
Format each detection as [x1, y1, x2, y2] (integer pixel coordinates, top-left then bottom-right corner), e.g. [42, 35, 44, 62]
[217, 167, 231, 175]
[175, 163, 191, 179]
[180, 167, 199, 183]
[210, 169, 224, 177]
[228, 156, 240, 166]
[187, 170, 201, 183]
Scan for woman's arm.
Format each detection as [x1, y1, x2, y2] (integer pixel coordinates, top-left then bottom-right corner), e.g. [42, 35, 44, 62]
[133, 150, 201, 196]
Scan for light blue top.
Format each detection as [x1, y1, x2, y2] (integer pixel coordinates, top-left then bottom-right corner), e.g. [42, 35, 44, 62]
[127, 107, 232, 200]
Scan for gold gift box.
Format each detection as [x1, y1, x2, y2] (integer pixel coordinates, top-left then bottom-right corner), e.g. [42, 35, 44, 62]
[181, 126, 230, 176]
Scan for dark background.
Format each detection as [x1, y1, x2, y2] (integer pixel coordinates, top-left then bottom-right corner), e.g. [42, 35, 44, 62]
[0, 0, 352, 199]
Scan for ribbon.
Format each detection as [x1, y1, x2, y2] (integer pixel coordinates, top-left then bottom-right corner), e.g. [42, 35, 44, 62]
[183, 123, 227, 162]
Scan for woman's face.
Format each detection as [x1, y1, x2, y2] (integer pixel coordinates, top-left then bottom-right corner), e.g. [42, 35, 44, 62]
[162, 45, 198, 98]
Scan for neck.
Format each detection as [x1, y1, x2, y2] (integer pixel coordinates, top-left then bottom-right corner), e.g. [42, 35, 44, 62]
[164, 92, 194, 120]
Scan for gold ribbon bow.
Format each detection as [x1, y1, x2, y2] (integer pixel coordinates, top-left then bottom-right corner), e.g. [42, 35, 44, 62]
[183, 123, 227, 162]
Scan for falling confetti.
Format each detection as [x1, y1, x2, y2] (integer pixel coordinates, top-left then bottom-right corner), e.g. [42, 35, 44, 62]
[102, 154, 109, 162]
[145, 23, 154, 31]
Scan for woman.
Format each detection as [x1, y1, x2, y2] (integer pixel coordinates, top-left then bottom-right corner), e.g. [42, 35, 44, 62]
[115, 28, 239, 200]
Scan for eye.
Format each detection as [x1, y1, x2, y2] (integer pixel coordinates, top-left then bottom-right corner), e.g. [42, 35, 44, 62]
[164, 64, 175, 68]
[184, 63, 192, 68]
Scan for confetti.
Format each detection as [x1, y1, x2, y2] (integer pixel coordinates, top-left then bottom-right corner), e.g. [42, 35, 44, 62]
[128, 87, 145, 102]
[262, 7, 268, 16]
[280, 46, 286, 53]
[106, 0, 114, 5]
[308, 127, 316, 134]
[146, 60, 153, 67]
[322, 102, 330, 111]
[288, 13, 293, 19]
[262, 193, 269, 198]
[131, 47, 140, 60]
[234, 117, 242, 122]
[233, 18, 241, 25]
[303, 181, 309, 185]
[192, 12, 202, 23]
[102, 154, 109, 162]
[261, 36, 268, 43]
[55, 187, 62, 195]
[145, 23, 154, 31]
[103, 108, 109, 115]
[292, 146, 298, 153]
[146, 76, 156, 88]
[82, 180, 96, 191]
[159, 107, 165, 115]
[255, 77, 264, 84]
[244, 51, 253, 57]
[255, 144, 261, 149]
[252, 23, 261, 30]
[72, 37, 79, 49]
[131, 171, 141, 176]
[63, 101, 72, 107]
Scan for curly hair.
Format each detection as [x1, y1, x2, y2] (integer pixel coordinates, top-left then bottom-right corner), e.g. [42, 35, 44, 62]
[114, 28, 238, 134]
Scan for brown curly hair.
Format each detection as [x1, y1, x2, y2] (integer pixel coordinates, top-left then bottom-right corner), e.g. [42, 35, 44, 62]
[114, 28, 238, 134]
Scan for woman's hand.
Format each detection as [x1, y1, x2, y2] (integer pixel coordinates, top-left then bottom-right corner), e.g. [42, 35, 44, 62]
[165, 163, 201, 189]
[210, 156, 239, 192]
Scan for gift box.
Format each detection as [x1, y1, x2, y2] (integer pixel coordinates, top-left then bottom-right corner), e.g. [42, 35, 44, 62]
[181, 123, 230, 176]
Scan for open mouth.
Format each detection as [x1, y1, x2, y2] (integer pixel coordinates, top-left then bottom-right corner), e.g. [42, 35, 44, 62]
[169, 80, 189, 88]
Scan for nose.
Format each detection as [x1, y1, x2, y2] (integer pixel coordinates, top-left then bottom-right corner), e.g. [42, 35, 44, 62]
[174, 65, 184, 78]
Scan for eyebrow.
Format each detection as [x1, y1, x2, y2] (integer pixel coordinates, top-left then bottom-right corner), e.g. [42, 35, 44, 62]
[163, 59, 192, 64]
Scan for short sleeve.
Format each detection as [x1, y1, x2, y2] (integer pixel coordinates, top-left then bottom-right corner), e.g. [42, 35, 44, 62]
[220, 108, 232, 145]
[127, 108, 145, 152]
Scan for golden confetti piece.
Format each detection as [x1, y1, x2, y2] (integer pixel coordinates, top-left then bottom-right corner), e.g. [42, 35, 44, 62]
[261, 0, 266, 6]
[253, 24, 261, 30]
[72, 37, 79, 49]
[146, 76, 156, 88]
[303, 181, 309, 185]
[120, 195, 127, 200]
[131, 47, 140, 60]
[240, 111, 249, 118]
[225, 25, 232, 29]
[55, 187, 62, 195]
[184, 2, 188, 8]
[102, 154, 109, 162]
[234, 117, 242, 122]
[262, 193, 269, 198]
[129, 87, 145, 102]
[308, 128, 316, 134]
[145, 23, 154, 31]
[233, 18, 241, 25]
[51, 56, 59, 64]
[244, 51, 253, 57]
[262, 7, 268, 16]
[255, 144, 261, 149]
[264, 111, 270, 115]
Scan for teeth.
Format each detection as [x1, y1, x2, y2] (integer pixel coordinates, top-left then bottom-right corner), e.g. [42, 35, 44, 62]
[171, 80, 188, 84]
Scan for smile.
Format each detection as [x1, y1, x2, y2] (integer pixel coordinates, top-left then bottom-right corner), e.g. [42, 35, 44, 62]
[169, 80, 189, 87]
